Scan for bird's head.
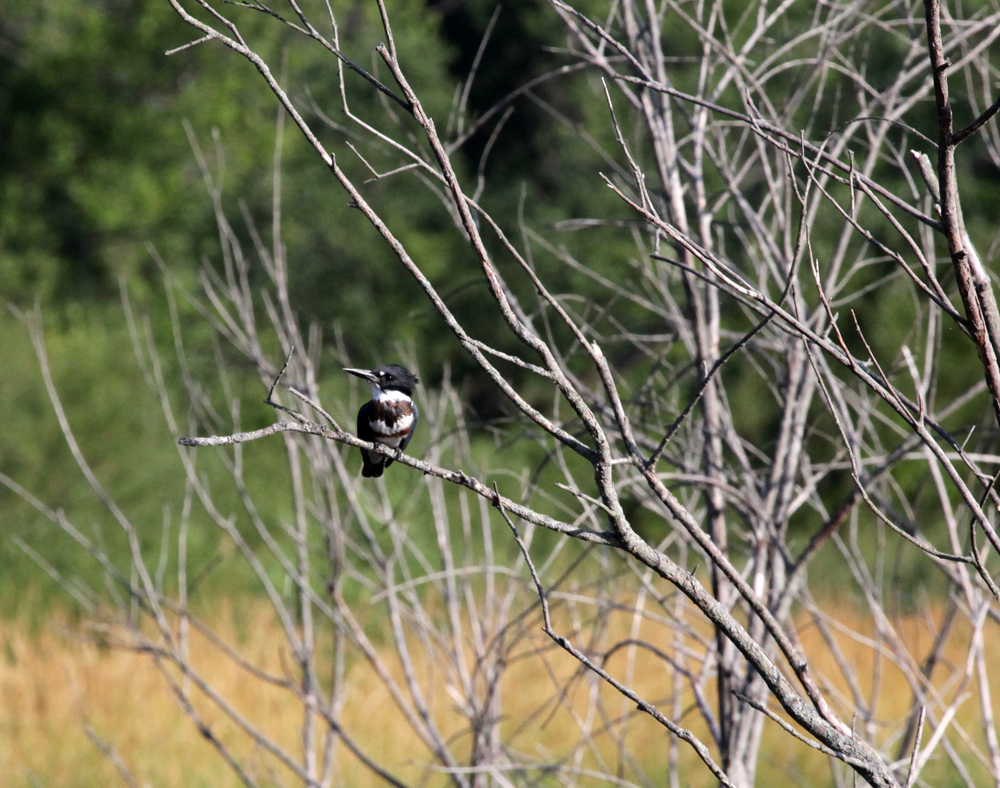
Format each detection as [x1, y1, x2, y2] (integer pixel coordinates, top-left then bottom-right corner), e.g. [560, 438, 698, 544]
[344, 364, 419, 398]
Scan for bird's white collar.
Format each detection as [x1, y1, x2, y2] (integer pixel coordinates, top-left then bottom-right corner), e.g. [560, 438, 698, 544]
[373, 386, 412, 404]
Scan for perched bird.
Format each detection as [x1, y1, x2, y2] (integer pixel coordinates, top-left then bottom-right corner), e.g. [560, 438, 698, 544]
[344, 364, 419, 478]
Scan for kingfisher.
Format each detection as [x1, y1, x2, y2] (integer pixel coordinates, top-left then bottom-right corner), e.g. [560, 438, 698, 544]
[344, 364, 419, 477]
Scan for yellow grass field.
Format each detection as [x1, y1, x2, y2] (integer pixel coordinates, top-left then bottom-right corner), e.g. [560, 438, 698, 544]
[0, 596, 992, 788]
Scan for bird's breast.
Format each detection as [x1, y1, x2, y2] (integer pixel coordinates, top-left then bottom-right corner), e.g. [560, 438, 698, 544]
[369, 399, 415, 441]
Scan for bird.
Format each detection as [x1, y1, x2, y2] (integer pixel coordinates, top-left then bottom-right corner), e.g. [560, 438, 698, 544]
[343, 364, 419, 477]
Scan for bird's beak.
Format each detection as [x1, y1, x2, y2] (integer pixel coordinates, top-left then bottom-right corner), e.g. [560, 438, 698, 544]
[343, 367, 379, 384]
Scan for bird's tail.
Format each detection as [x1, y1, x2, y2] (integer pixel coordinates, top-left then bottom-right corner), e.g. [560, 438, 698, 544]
[362, 461, 384, 478]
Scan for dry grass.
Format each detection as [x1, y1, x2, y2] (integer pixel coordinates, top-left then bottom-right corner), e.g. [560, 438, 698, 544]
[0, 595, 994, 788]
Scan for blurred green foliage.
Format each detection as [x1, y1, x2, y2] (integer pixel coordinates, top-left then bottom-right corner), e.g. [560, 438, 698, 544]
[2, 0, 999, 616]
[0, 0, 626, 609]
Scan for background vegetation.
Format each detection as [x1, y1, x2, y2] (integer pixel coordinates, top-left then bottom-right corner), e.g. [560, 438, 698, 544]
[1, 0, 594, 604]
[3, 0, 1000, 786]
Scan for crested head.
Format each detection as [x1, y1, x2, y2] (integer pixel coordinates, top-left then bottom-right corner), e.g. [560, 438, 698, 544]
[372, 364, 419, 394]
[344, 364, 419, 397]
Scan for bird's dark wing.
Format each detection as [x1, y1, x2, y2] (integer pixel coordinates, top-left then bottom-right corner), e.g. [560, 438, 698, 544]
[356, 400, 376, 442]
[356, 401, 384, 477]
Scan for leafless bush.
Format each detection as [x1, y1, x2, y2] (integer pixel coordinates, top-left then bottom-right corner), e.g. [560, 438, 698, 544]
[10, 0, 1000, 787]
